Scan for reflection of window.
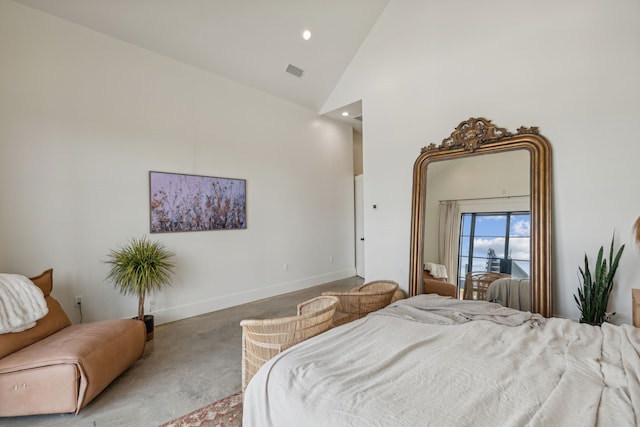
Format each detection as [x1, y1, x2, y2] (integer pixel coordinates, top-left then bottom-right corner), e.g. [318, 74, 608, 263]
[457, 212, 530, 290]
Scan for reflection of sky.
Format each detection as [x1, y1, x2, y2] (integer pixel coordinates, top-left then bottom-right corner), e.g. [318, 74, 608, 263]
[459, 259, 530, 278]
[459, 213, 530, 276]
[472, 237, 529, 260]
[464, 214, 530, 236]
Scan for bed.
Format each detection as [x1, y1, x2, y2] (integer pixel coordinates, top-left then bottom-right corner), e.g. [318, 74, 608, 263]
[242, 295, 640, 427]
[486, 278, 531, 311]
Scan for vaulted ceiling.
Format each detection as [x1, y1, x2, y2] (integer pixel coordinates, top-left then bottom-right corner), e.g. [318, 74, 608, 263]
[14, 0, 390, 130]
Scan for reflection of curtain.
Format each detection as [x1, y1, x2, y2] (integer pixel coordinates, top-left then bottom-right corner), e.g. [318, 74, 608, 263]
[438, 201, 460, 282]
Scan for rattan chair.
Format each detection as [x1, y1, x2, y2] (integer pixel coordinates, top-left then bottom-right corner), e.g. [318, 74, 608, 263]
[240, 295, 339, 392]
[352, 279, 405, 303]
[323, 280, 398, 327]
[463, 272, 510, 301]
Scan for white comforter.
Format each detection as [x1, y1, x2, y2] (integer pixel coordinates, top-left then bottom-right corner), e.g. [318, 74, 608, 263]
[243, 295, 640, 427]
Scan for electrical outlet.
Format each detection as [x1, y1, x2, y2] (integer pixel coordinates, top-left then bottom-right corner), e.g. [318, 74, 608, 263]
[283, 263, 289, 271]
[75, 295, 83, 307]
[329, 256, 333, 263]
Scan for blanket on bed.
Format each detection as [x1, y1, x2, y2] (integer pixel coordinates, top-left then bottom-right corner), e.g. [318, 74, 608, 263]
[0, 273, 48, 333]
[486, 278, 532, 311]
[243, 295, 640, 427]
[376, 293, 544, 327]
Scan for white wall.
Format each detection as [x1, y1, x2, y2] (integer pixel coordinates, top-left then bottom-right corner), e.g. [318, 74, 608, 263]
[0, 2, 355, 324]
[324, 0, 640, 323]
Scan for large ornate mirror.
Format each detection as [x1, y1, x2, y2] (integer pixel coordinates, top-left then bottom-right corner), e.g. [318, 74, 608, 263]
[408, 117, 552, 317]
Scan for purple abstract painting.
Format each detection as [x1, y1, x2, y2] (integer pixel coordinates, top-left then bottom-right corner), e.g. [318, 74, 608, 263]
[149, 171, 246, 233]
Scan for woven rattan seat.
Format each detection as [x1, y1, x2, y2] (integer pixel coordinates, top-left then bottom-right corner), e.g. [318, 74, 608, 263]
[240, 295, 339, 392]
[352, 279, 405, 303]
[323, 280, 398, 327]
[463, 272, 510, 301]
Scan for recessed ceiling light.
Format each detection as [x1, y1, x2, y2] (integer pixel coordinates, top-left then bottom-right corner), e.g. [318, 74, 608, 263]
[342, 111, 349, 117]
[302, 30, 311, 41]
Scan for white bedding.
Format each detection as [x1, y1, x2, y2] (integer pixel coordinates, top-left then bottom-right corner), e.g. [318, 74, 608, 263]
[243, 295, 640, 427]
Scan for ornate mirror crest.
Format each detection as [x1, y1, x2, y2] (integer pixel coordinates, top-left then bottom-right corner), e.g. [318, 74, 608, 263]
[423, 117, 540, 153]
[409, 117, 552, 317]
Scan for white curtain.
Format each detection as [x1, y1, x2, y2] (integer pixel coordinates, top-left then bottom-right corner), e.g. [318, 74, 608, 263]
[438, 200, 460, 283]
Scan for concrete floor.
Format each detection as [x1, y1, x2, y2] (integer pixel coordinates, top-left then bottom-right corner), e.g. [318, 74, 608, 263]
[3, 276, 362, 427]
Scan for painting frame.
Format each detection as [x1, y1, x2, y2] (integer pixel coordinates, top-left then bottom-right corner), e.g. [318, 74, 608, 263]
[149, 171, 246, 233]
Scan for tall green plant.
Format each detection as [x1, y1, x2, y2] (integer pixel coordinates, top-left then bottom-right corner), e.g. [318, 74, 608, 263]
[573, 233, 624, 325]
[105, 236, 175, 320]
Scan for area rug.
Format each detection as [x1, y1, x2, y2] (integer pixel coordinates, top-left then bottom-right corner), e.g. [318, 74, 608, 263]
[159, 391, 243, 427]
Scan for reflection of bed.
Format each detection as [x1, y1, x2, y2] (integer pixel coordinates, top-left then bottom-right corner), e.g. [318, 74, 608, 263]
[463, 271, 510, 301]
[243, 295, 640, 427]
[486, 278, 531, 311]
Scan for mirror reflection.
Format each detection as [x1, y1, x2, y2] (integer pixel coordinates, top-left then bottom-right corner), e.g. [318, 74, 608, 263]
[408, 118, 552, 317]
[423, 151, 532, 310]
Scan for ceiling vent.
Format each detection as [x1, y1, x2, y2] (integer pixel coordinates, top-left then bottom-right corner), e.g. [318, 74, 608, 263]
[285, 64, 304, 78]
[354, 115, 363, 122]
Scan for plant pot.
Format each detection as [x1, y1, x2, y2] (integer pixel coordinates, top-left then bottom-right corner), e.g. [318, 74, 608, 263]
[144, 315, 154, 341]
[134, 315, 155, 341]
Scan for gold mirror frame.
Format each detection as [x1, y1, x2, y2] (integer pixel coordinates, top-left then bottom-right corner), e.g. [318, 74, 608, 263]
[408, 117, 552, 317]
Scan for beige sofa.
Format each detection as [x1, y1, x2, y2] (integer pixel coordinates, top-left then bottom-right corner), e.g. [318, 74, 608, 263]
[0, 269, 146, 417]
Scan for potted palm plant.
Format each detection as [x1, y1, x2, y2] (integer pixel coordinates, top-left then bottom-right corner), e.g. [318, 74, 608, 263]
[573, 233, 624, 326]
[105, 236, 175, 340]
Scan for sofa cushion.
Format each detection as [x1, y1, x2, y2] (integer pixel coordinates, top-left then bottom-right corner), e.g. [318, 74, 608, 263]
[0, 269, 71, 358]
[29, 269, 54, 297]
[0, 318, 145, 416]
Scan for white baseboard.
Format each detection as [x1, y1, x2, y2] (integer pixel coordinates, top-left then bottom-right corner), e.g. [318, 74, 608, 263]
[152, 268, 357, 325]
